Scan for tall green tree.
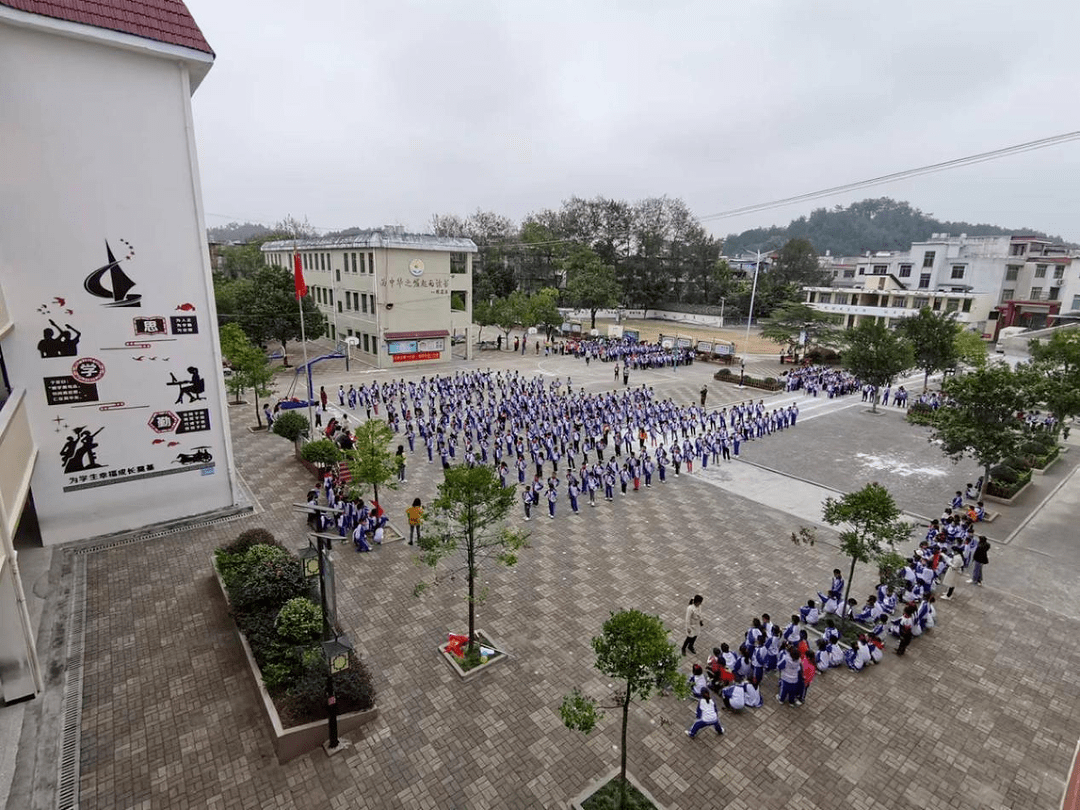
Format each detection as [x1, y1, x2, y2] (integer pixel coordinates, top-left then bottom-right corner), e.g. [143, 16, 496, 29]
[841, 321, 914, 412]
[1026, 329, 1080, 435]
[930, 364, 1031, 499]
[954, 329, 989, 370]
[491, 290, 530, 344]
[218, 322, 276, 423]
[560, 609, 688, 810]
[527, 287, 563, 339]
[218, 265, 325, 366]
[897, 307, 961, 391]
[347, 419, 399, 509]
[822, 483, 912, 631]
[769, 237, 827, 287]
[563, 246, 621, 329]
[760, 302, 839, 355]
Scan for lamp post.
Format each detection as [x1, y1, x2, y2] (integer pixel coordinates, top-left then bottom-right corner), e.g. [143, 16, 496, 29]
[744, 249, 764, 350]
[300, 535, 352, 752]
[719, 297, 726, 329]
[738, 360, 746, 388]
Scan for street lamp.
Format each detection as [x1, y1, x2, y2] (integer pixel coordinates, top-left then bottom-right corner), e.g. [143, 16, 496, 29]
[300, 534, 347, 751]
[738, 360, 746, 388]
[744, 249, 765, 350]
[719, 297, 726, 329]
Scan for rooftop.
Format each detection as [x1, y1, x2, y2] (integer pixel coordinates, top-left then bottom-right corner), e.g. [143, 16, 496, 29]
[262, 229, 478, 254]
[0, 0, 213, 55]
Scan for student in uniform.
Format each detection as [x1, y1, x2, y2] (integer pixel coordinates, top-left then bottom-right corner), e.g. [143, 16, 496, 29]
[845, 638, 871, 671]
[814, 639, 831, 672]
[776, 646, 803, 706]
[721, 678, 746, 712]
[688, 663, 709, 698]
[799, 599, 820, 625]
[546, 485, 558, 519]
[522, 486, 533, 521]
[686, 688, 724, 739]
[352, 522, 371, 553]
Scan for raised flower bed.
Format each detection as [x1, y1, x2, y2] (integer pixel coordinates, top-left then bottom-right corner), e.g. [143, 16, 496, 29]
[212, 528, 377, 763]
[569, 769, 664, 810]
[439, 630, 508, 680]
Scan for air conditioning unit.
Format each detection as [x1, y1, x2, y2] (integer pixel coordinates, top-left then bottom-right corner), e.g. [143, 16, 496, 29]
[1052, 278, 1064, 286]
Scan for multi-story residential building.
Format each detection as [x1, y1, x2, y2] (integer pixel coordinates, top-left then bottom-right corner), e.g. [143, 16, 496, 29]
[261, 230, 477, 369]
[804, 234, 1080, 338]
[0, 0, 238, 697]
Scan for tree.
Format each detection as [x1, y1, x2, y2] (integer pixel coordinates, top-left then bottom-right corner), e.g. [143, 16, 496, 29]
[563, 246, 621, 329]
[841, 321, 914, 412]
[347, 419, 398, 509]
[271, 410, 309, 442]
[769, 237, 827, 287]
[560, 609, 687, 810]
[1026, 329, 1080, 435]
[930, 364, 1031, 499]
[491, 291, 530, 344]
[416, 465, 527, 658]
[897, 307, 961, 391]
[215, 265, 325, 366]
[954, 329, 988, 370]
[527, 287, 563, 340]
[821, 483, 911, 631]
[233, 342, 277, 426]
[760, 302, 840, 356]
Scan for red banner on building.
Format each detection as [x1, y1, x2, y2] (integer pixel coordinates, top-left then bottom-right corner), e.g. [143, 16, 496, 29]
[391, 351, 441, 363]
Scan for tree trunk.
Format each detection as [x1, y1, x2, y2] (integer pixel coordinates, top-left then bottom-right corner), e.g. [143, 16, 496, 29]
[923, 367, 930, 392]
[619, 684, 631, 810]
[254, 387, 263, 427]
[840, 555, 858, 636]
[980, 462, 991, 500]
[870, 391, 879, 413]
[466, 525, 477, 657]
[590, 309, 598, 330]
[281, 339, 290, 367]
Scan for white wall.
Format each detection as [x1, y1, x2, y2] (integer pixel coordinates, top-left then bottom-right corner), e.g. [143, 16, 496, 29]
[0, 25, 237, 545]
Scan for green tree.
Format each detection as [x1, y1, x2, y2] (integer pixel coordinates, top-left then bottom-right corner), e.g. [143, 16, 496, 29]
[1026, 329, 1080, 435]
[527, 287, 563, 339]
[822, 483, 912, 631]
[215, 265, 325, 366]
[234, 341, 277, 426]
[271, 410, 309, 442]
[841, 321, 914, 412]
[563, 246, 621, 329]
[930, 364, 1031, 499]
[760, 302, 839, 356]
[954, 329, 988, 370]
[560, 609, 688, 810]
[416, 465, 526, 658]
[769, 237, 827, 287]
[491, 290, 530, 344]
[897, 307, 961, 391]
[347, 419, 398, 508]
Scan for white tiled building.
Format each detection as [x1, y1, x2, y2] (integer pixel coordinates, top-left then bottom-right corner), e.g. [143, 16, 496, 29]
[262, 230, 477, 369]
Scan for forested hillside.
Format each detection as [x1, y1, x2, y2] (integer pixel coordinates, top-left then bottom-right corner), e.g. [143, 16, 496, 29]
[722, 198, 1068, 257]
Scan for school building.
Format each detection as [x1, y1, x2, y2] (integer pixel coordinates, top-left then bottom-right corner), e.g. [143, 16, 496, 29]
[0, 0, 240, 699]
[804, 233, 1080, 339]
[261, 230, 478, 368]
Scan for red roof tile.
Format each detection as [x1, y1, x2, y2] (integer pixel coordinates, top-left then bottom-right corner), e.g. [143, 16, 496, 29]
[1, 0, 213, 55]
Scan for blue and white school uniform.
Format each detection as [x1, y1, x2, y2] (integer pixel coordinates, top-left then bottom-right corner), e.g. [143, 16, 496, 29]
[742, 682, 763, 708]
[687, 697, 724, 738]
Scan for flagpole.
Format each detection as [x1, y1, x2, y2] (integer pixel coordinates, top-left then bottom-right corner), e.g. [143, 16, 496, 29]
[294, 240, 315, 437]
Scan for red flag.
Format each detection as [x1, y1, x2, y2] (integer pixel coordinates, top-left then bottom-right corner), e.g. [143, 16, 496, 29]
[293, 251, 307, 299]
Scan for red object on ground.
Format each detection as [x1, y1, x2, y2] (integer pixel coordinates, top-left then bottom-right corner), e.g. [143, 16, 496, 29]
[444, 634, 469, 659]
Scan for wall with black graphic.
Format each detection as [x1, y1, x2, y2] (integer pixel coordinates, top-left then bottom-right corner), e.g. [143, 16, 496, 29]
[0, 25, 237, 545]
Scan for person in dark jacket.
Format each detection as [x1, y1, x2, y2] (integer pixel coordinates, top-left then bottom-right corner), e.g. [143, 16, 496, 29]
[969, 536, 990, 585]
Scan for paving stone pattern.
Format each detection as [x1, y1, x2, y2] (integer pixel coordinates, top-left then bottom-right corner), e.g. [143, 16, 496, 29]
[69, 367, 1080, 810]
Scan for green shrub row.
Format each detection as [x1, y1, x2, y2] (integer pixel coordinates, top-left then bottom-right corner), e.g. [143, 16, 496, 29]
[986, 466, 1033, 499]
[214, 530, 375, 725]
[712, 368, 783, 391]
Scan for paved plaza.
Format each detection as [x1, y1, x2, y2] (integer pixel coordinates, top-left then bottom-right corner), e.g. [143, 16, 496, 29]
[7, 339, 1080, 809]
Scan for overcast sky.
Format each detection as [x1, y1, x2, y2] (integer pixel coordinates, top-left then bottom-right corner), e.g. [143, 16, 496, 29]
[186, 0, 1080, 243]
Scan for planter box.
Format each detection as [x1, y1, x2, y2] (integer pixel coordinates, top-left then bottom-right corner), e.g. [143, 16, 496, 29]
[211, 560, 378, 763]
[438, 630, 509, 680]
[569, 768, 664, 810]
[983, 478, 1032, 506]
[1031, 453, 1060, 476]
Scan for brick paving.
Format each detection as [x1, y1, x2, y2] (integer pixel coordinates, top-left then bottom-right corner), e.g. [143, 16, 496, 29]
[50, 351, 1080, 809]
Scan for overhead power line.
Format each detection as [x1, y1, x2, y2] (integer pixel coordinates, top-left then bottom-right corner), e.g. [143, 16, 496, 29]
[698, 130, 1080, 223]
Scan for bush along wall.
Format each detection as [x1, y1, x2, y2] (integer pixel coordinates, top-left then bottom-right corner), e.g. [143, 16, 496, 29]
[214, 529, 375, 728]
[713, 368, 784, 391]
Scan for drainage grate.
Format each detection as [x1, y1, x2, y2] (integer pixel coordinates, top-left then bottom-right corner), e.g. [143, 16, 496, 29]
[73, 509, 251, 555]
[56, 553, 87, 810]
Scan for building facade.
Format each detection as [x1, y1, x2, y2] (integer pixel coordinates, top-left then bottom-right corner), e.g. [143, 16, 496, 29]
[804, 234, 1080, 338]
[262, 230, 478, 368]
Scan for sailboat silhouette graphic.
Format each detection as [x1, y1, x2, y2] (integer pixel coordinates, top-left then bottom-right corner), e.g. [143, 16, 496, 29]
[84, 241, 141, 307]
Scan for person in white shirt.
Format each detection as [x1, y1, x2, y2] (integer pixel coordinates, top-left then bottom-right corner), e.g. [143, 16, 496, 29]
[799, 600, 820, 625]
[681, 595, 704, 656]
[686, 689, 724, 738]
[940, 546, 964, 599]
[721, 679, 746, 711]
[687, 664, 709, 698]
[742, 679, 763, 708]
[845, 638, 872, 671]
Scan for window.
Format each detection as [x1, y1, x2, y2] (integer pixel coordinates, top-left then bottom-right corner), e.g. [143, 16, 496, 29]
[371, 293, 376, 308]
[361, 294, 368, 314]
[913, 297, 929, 309]
[932, 298, 942, 311]
[1054, 265, 1065, 279]
[843, 269, 855, 278]
[328, 290, 333, 306]
[337, 301, 342, 312]
[892, 297, 907, 308]
[873, 264, 887, 275]
[961, 299, 972, 313]
[336, 268, 341, 282]
[918, 273, 931, 289]
[858, 268, 865, 275]
[834, 294, 848, 305]
[1010, 243, 1026, 256]
[1005, 265, 1020, 281]
[363, 334, 370, 353]
[950, 265, 965, 279]
[945, 299, 959, 312]
[1030, 287, 1043, 299]
[319, 254, 324, 271]
[352, 252, 358, 272]
[1035, 264, 1047, 278]
[1072, 295, 1080, 310]
[923, 251, 936, 268]
[898, 264, 912, 278]
[818, 293, 831, 304]
[352, 292, 359, 310]
[368, 252, 375, 274]
[1049, 286, 1060, 301]
[1001, 288, 1014, 303]
[450, 252, 468, 275]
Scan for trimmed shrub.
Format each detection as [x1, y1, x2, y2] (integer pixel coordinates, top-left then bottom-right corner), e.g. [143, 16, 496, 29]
[229, 552, 308, 614]
[275, 597, 323, 645]
[223, 528, 282, 555]
[989, 464, 1020, 484]
[715, 368, 733, 378]
[805, 347, 841, 365]
[272, 410, 309, 442]
[301, 439, 343, 468]
[280, 652, 376, 724]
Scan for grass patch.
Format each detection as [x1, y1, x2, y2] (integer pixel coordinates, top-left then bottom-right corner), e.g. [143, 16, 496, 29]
[452, 633, 503, 672]
[582, 777, 658, 810]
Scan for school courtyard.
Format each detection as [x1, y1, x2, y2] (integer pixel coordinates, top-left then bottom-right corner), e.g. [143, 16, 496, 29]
[6, 338, 1080, 809]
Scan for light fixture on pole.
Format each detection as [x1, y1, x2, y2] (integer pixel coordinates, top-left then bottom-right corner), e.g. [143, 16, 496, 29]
[744, 249, 764, 350]
[300, 534, 345, 752]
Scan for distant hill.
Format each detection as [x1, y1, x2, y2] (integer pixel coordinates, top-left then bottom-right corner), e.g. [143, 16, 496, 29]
[721, 198, 1071, 257]
[206, 221, 276, 243]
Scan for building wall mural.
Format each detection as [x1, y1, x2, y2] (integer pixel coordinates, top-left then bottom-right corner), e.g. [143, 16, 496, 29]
[0, 24, 237, 545]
